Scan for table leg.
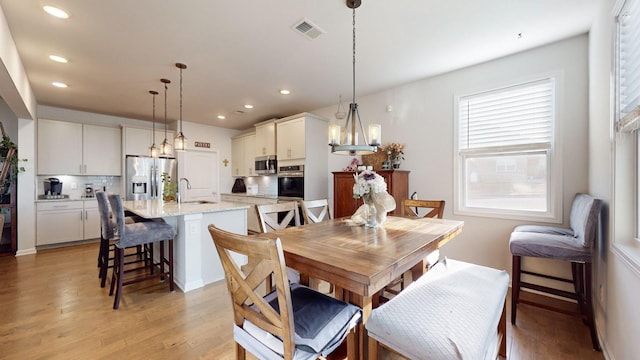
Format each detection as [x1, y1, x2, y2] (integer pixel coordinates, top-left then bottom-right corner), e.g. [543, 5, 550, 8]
[411, 258, 427, 282]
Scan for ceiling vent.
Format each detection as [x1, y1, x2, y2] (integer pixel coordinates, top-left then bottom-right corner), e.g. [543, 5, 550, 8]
[291, 18, 325, 40]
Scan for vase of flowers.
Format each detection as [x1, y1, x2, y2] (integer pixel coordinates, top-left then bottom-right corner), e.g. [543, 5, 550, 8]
[352, 170, 396, 226]
[382, 143, 405, 169]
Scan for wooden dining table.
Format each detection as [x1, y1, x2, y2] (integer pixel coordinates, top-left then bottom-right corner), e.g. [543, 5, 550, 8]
[256, 215, 464, 359]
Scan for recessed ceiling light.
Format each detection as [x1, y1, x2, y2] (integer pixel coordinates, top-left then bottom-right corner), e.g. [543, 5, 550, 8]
[49, 55, 68, 63]
[217, 115, 226, 120]
[244, 104, 254, 109]
[43, 6, 69, 19]
[52, 82, 68, 88]
[280, 89, 291, 95]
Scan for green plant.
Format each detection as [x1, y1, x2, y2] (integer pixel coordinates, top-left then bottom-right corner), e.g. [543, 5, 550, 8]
[161, 172, 177, 201]
[0, 133, 27, 193]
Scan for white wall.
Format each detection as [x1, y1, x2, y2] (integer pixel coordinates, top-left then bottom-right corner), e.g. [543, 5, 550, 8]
[313, 35, 590, 273]
[590, 0, 640, 358]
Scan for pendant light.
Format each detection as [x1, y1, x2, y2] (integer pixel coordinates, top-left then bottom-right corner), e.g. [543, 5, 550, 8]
[148, 90, 160, 158]
[160, 78, 173, 156]
[329, 0, 381, 155]
[174, 62, 188, 151]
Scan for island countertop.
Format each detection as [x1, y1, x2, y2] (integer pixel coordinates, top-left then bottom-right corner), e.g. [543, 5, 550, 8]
[122, 199, 250, 218]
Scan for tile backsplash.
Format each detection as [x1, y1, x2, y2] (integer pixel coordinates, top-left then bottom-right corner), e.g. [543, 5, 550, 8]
[36, 175, 121, 199]
[243, 175, 277, 196]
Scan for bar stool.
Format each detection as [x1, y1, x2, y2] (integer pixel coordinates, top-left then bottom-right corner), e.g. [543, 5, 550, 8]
[95, 191, 149, 288]
[509, 193, 602, 350]
[107, 193, 176, 309]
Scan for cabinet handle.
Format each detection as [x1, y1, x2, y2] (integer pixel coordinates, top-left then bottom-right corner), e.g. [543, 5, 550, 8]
[79, 164, 83, 173]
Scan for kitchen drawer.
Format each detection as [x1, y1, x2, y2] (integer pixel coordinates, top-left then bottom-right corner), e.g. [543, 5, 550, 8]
[37, 201, 84, 211]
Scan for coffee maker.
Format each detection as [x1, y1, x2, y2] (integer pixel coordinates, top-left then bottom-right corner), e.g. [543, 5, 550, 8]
[44, 178, 63, 195]
[84, 183, 95, 198]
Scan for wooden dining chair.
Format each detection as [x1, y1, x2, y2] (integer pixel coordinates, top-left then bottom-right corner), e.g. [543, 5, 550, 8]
[208, 225, 361, 360]
[300, 199, 332, 224]
[380, 199, 446, 303]
[256, 202, 301, 232]
[299, 199, 334, 294]
[255, 202, 302, 290]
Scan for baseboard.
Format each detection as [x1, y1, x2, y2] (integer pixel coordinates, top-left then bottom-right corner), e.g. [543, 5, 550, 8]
[15, 247, 36, 256]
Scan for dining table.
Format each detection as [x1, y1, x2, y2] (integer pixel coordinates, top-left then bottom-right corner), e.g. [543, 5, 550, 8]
[256, 215, 464, 359]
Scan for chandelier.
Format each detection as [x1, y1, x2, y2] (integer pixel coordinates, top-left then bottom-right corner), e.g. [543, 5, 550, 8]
[329, 0, 381, 155]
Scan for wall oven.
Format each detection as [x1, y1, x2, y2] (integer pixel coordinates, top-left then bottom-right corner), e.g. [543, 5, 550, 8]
[277, 164, 304, 199]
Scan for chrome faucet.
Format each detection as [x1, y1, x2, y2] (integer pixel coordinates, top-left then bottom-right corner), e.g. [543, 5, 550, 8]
[176, 177, 191, 204]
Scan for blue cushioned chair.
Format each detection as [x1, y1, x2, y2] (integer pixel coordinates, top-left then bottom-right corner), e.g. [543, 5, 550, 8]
[208, 225, 361, 360]
[509, 193, 602, 350]
[107, 193, 176, 309]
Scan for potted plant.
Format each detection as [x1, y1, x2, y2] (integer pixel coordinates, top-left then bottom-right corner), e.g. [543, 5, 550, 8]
[0, 124, 26, 198]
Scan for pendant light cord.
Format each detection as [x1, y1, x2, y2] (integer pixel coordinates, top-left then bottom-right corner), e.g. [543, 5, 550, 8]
[179, 67, 183, 134]
[151, 91, 156, 144]
[164, 81, 168, 140]
[352, 5, 356, 105]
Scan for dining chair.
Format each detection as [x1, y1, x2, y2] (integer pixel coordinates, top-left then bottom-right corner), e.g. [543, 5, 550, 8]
[107, 193, 176, 309]
[255, 202, 302, 289]
[96, 191, 150, 288]
[379, 199, 446, 303]
[299, 199, 331, 224]
[509, 193, 602, 350]
[299, 199, 334, 294]
[208, 224, 361, 360]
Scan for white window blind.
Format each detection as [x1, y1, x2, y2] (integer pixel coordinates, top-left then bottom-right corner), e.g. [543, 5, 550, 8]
[459, 79, 554, 151]
[617, 0, 640, 132]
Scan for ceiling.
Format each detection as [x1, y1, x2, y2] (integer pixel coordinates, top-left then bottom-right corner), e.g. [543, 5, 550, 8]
[0, 0, 600, 130]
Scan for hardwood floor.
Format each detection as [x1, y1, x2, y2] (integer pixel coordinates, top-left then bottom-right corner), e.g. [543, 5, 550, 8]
[0, 243, 604, 359]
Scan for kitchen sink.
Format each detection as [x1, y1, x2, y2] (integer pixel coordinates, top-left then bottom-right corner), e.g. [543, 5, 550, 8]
[180, 200, 215, 205]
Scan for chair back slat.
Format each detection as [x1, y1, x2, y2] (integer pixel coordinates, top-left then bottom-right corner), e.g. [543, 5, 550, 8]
[256, 202, 301, 233]
[300, 199, 332, 224]
[401, 199, 445, 219]
[208, 225, 296, 358]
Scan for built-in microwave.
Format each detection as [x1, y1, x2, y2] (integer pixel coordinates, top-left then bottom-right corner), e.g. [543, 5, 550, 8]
[255, 156, 277, 175]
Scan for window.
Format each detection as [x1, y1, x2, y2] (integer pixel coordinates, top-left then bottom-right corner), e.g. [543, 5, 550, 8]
[454, 78, 560, 221]
[615, 0, 640, 246]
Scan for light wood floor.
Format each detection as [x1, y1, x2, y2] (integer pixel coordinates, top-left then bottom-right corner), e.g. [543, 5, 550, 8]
[0, 243, 604, 360]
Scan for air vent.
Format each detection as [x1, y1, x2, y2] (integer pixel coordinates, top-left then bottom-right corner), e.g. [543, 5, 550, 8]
[291, 18, 325, 40]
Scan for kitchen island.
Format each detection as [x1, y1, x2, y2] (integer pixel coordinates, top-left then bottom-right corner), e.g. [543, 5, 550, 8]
[122, 199, 250, 292]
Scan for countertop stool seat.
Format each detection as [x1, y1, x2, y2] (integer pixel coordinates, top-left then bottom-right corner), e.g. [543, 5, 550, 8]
[107, 193, 176, 309]
[366, 258, 509, 359]
[96, 191, 152, 288]
[509, 193, 602, 351]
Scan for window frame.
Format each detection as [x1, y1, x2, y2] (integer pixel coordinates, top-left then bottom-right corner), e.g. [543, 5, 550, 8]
[453, 75, 562, 223]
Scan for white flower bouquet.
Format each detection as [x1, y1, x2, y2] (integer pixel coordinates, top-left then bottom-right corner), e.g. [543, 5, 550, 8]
[350, 170, 396, 227]
[353, 170, 387, 199]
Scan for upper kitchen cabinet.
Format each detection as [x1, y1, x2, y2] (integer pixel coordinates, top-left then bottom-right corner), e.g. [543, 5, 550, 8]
[38, 119, 121, 176]
[254, 119, 276, 157]
[123, 126, 175, 157]
[231, 132, 256, 177]
[276, 113, 327, 163]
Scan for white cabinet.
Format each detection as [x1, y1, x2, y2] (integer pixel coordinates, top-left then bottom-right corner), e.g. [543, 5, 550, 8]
[37, 200, 101, 246]
[37, 120, 82, 175]
[179, 150, 219, 201]
[38, 119, 121, 175]
[277, 117, 305, 160]
[84, 125, 121, 175]
[254, 120, 276, 157]
[231, 133, 256, 177]
[83, 200, 100, 240]
[124, 126, 174, 157]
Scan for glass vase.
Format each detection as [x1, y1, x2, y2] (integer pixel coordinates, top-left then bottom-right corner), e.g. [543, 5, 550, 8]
[363, 196, 378, 228]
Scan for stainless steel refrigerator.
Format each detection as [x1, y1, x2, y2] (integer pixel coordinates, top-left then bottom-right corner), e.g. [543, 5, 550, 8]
[125, 155, 177, 200]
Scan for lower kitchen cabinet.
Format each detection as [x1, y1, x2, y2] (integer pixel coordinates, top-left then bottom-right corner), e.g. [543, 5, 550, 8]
[37, 200, 100, 246]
